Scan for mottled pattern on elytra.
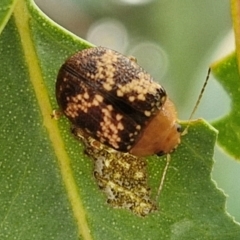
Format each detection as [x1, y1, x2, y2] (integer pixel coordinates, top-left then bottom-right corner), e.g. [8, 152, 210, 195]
[72, 128, 156, 217]
[56, 47, 166, 152]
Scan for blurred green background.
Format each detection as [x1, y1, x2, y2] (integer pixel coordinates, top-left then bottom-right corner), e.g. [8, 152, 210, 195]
[34, 0, 240, 222]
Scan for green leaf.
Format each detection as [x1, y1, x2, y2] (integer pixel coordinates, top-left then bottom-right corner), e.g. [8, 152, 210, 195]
[211, 53, 240, 160]
[212, 0, 240, 160]
[0, 0, 239, 239]
[0, 0, 17, 34]
[231, 0, 240, 69]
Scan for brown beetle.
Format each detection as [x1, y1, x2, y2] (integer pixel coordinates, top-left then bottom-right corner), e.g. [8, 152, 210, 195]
[56, 47, 181, 157]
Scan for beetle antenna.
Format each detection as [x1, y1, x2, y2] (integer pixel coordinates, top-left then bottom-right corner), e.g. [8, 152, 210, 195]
[156, 153, 171, 203]
[156, 68, 211, 203]
[182, 68, 211, 135]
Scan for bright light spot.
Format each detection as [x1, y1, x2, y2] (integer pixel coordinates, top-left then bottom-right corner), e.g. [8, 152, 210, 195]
[127, 41, 168, 80]
[111, 0, 155, 5]
[86, 18, 128, 52]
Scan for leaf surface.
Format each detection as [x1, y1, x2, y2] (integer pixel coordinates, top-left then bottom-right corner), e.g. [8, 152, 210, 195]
[0, 0, 239, 239]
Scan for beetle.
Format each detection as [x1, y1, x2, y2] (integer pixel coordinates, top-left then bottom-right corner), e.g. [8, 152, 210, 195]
[56, 47, 181, 157]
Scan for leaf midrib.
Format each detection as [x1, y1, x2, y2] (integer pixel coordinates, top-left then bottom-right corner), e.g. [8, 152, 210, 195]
[13, 0, 92, 239]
